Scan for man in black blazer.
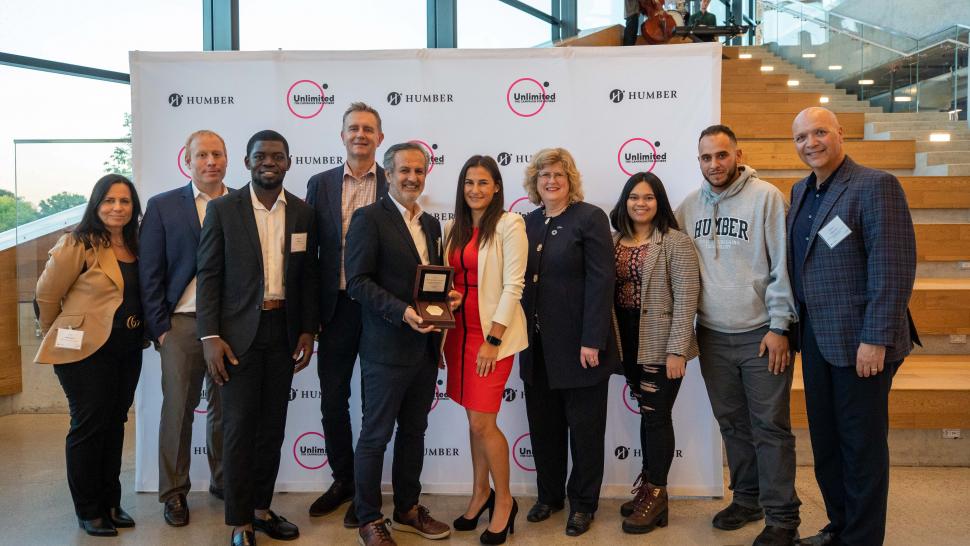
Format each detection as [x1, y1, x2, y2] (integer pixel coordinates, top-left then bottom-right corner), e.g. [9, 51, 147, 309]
[139, 129, 229, 526]
[305, 102, 387, 525]
[197, 130, 319, 546]
[344, 142, 453, 545]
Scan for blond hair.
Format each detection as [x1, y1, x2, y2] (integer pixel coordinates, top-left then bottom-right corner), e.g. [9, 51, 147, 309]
[184, 129, 227, 163]
[522, 147, 584, 205]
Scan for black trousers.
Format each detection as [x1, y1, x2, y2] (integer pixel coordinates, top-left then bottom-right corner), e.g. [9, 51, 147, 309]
[54, 327, 143, 519]
[354, 350, 437, 524]
[221, 309, 294, 526]
[616, 308, 683, 486]
[524, 334, 609, 513]
[623, 13, 639, 45]
[316, 291, 362, 483]
[801, 310, 898, 546]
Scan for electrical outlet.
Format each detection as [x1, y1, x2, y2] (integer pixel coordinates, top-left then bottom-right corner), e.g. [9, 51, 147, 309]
[942, 429, 961, 440]
[950, 335, 968, 344]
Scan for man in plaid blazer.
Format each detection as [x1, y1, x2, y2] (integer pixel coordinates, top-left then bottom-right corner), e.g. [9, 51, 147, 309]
[788, 108, 917, 546]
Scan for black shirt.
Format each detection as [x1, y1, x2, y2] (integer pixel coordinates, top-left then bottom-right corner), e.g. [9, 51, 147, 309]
[114, 260, 143, 330]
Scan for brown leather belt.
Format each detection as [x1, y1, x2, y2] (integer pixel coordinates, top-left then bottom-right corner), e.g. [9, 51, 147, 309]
[261, 299, 285, 310]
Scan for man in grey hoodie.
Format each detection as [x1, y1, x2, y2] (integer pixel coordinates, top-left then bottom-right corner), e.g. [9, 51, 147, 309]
[676, 125, 800, 546]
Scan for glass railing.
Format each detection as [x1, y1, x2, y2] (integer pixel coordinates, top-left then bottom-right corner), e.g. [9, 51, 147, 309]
[760, 0, 969, 118]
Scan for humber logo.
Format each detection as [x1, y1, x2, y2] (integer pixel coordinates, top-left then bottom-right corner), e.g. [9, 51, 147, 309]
[288, 388, 298, 402]
[615, 446, 630, 460]
[169, 93, 183, 107]
[502, 388, 516, 402]
[497, 153, 512, 166]
[387, 92, 402, 105]
[609, 89, 625, 103]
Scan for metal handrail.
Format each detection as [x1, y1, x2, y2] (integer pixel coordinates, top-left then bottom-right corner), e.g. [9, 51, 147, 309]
[763, 0, 919, 41]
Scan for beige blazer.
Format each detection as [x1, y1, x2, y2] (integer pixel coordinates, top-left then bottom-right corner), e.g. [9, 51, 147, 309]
[443, 212, 529, 360]
[611, 228, 700, 366]
[34, 234, 125, 365]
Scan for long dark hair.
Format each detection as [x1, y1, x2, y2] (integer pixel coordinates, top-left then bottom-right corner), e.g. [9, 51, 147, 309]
[609, 172, 678, 239]
[446, 155, 506, 258]
[73, 174, 141, 254]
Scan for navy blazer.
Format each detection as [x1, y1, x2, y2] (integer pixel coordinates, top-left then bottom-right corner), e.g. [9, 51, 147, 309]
[519, 201, 620, 389]
[305, 164, 388, 325]
[787, 156, 917, 367]
[196, 185, 320, 356]
[344, 197, 443, 367]
[139, 182, 233, 341]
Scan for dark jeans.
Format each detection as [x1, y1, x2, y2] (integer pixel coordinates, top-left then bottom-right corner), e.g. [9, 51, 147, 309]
[623, 13, 639, 45]
[354, 350, 437, 524]
[616, 308, 683, 486]
[316, 291, 363, 483]
[221, 309, 294, 526]
[54, 327, 143, 519]
[697, 324, 801, 529]
[800, 310, 898, 546]
[524, 333, 609, 514]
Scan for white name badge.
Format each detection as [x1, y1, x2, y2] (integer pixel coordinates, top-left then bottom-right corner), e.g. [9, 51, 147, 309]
[818, 215, 852, 249]
[291, 232, 307, 252]
[55, 328, 84, 350]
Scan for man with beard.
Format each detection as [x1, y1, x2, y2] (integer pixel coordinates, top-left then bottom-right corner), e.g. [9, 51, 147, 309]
[676, 125, 800, 546]
[197, 130, 319, 546]
[305, 103, 387, 526]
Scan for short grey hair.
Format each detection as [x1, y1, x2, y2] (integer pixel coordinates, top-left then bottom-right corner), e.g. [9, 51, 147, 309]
[382, 142, 430, 173]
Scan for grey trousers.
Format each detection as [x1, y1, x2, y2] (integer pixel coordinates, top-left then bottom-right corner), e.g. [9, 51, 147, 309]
[697, 324, 801, 529]
[158, 313, 224, 501]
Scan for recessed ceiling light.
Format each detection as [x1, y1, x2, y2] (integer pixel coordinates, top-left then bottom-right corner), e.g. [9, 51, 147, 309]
[929, 133, 951, 142]
[894, 96, 912, 102]
[739, 53, 753, 59]
[858, 79, 874, 85]
[802, 53, 817, 58]
[819, 96, 830, 103]
[760, 65, 775, 71]
[828, 65, 843, 70]
[787, 80, 800, 86]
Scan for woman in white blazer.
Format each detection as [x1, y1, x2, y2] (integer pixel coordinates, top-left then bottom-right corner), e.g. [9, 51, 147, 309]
[443, 155, 528, 544]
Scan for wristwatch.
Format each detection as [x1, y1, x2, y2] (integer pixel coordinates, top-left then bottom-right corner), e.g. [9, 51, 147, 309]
[486, 335, 503, 347]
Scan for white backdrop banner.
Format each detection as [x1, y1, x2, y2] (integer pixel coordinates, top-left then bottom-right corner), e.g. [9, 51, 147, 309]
[131, 44, 724, 497]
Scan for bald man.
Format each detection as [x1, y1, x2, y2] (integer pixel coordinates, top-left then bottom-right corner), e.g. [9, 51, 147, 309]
[787, 108, 918, 546]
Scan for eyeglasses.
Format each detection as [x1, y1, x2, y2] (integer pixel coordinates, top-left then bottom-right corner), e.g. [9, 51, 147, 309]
[537, 172, 567, 181]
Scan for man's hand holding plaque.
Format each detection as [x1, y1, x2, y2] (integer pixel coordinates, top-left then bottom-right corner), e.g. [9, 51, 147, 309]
[412, 264, 457, 329]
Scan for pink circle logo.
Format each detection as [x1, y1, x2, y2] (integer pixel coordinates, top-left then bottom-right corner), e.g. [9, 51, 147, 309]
[286, 80, 328, 119]
[293, 431, 329, 470]
[430, 376, 449, 412]
[177, 146, 191, 179]
[506, 78, 552, 118]
[508, 196, 537, 216]
[512, 433, 536, 472]
[617, 138, 661, 176]
[620, 384, 640, 415]
[409, 139, 441, 174]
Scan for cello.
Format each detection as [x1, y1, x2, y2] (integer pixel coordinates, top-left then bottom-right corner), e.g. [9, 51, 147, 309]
[639, 0, 678, 44]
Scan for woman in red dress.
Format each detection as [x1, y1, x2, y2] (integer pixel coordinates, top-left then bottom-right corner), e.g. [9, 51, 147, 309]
[443, 155, 528, 544]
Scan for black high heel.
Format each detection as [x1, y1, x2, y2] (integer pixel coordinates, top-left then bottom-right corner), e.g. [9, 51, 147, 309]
[454, 489, 495, 531]
[480, 498, 517, 545]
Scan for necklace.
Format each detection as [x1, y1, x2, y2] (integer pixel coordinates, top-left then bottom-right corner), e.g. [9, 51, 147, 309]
[544, 202, 569, 218]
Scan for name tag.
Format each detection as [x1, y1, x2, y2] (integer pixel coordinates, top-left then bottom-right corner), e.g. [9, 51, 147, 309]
[55, 328, 84, 350]
[818, 216, 852, 249]
[291, 232, 307, 252]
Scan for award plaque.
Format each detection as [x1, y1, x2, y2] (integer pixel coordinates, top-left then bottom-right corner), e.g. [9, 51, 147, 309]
[413, 264, 456, 329]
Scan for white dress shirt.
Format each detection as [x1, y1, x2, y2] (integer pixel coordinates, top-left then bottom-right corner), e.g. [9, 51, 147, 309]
[174, 183, 229, 314]
[388, 193, 430, 266]
[249, 184, 287, 300]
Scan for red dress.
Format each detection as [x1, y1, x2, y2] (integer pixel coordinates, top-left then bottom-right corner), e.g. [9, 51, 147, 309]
[445, 228, 514, 413]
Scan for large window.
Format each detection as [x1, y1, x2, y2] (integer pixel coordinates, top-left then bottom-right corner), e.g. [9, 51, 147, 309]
[458, 0, 554, 48]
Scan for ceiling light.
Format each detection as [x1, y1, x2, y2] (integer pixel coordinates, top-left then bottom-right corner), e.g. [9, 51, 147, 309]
[739, 53, 753, 59]
[760, 65, 775, 71]
[819, 96, 830, 103]
[894, 96, 912, 102]
[802, 53, 817, 58]
[787, 80, 800, 86]
[828, 65, 843, 70]
[929, 133, 951, 142]
[858, 79, 874, 85]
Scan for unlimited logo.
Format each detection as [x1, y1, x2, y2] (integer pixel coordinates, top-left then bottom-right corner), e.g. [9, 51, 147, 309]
[511, 433, 536, 472]
[617, 137, 667, 176]
[506, 78, 556, 118]
[620, 383, 640, 415]
[286, 80, 333, 119]
[430, 378, 449, 411]
[292, 432, 329, 470]
[411, 139, 444, 174]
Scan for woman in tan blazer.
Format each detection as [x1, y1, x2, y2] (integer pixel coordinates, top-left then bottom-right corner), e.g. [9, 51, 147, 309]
[442, 155, 527, 544]
[34, 174, 144, 537]
[608, 172, 700, 535]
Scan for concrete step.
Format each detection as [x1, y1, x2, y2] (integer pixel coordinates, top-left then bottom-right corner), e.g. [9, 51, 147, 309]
[765, 176, 970, 209]
[870, 130, 970, 142]
[916, 140, 970, 152]
[869, 120, 970, 133]
[920, 151, 970, 166]
[866, 112, 954, 123]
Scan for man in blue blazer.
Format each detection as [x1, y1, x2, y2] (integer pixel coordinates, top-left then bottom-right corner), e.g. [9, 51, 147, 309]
[305, 102, 387, 525]
[788, 108, 917, 546]
[139, 129, 229, 526]
[344, 142, 453, 545]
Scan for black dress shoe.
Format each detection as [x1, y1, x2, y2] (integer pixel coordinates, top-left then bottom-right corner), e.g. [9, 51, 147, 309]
[526, 501, 564, 523]
[343, 501, 360, 528]
[254, 510, 300, 541]
[798, 530, 839, 545]
[106, 507, 135, 528]
[754, 525, 799, 546]
[163, 494, 189, 527]
[78, 516, 118, 537]
[309, 480, 354, 517]
[564, 511, 594, 536]
[210, 485, 225, 501]
[231, 529, 256, 546]
[712, 502, 764, 530]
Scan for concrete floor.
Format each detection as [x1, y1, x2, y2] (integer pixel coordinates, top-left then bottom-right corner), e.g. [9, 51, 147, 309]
[1, 414, 968, 546]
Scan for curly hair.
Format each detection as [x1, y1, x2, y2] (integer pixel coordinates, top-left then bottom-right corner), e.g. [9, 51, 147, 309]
[522, 147, 584, 205]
